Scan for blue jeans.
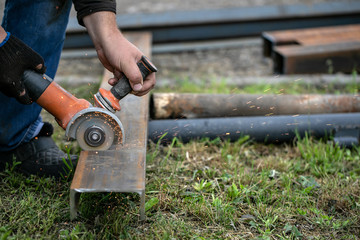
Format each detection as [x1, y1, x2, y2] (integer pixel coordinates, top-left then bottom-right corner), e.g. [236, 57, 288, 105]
[0, 0, 72, 151]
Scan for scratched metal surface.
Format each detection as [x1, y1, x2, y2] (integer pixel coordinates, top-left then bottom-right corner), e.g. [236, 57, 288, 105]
[70, 32, 151, 194]
[71, 150, 145, 192]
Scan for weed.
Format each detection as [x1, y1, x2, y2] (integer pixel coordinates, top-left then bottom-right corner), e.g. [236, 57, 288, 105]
[193, 179, 214, 192]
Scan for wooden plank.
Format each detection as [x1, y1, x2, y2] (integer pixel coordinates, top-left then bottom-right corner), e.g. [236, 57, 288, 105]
[70, 32, 152, 220]
[263, 24, 360, 74]
[263, 24, 360, 57]
[273, 41, 360, 74]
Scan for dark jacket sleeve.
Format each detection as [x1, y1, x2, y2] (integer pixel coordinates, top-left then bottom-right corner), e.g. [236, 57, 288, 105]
[72, 0, 116, 26]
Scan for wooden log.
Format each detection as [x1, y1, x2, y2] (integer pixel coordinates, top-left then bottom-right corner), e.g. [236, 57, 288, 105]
[151, 93, 360, 119]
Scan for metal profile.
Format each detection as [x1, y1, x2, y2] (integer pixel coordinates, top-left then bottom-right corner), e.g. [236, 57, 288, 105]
[70, 32, 152, 220]
[64, 1, 360, 48]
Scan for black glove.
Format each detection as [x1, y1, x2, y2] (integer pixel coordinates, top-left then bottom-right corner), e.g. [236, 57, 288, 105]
[0, 32, 46, 104]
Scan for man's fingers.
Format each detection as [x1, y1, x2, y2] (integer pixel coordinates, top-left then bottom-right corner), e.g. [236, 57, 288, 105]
[17, 91, 32, 104]
[133, 83, 143, 92]
[109, 66, 155, 95]
[133, 73, 156, 96]
[11, 82, 32, 104]
[121, 58, 143, 92]
[113, 69, 123, 79]
[29, 50, 46, 74]
[34, 63, 46, 74]
[108, 77, 118, 86]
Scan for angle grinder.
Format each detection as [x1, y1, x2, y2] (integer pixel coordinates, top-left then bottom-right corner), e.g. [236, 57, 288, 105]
[22, 55, 157, 151]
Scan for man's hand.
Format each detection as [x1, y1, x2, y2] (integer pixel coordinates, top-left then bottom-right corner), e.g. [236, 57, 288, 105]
[83, 12, 156, 96]
[0, 28, 45, 104]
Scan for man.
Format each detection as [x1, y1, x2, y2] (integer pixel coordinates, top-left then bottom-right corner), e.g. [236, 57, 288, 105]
[0, 0, 156, 178]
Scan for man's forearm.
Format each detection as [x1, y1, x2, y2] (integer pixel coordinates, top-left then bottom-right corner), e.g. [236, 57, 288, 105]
[83, 11, 120, 50]
[81, 10, 156, 95]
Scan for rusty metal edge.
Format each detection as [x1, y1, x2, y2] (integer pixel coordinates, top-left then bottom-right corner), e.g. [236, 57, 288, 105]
[70, 32, 152, 221]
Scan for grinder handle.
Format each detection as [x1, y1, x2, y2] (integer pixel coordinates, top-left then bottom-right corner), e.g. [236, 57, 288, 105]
[110, 55, 157, 100]
[22, 70, 53, 102]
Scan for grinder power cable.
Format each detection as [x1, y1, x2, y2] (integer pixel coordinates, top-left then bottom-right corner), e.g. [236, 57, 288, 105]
[22, 55, 157, 151]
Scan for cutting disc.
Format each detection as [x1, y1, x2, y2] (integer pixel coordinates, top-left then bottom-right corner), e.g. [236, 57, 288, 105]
[65, 108, 124, 151]
[75, 117, 115, 151]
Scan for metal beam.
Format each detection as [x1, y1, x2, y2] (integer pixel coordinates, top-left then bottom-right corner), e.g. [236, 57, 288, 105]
[70, 32, 152, 220]
[64, 1, 360, 48]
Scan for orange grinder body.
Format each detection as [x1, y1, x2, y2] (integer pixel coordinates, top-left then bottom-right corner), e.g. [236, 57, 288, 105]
[23, 71, 91, 129]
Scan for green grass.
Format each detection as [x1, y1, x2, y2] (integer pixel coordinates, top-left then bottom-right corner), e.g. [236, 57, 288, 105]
[1, 72, 360, 239]
[1, 136, 359, 239]
[155, 72, 360, 95]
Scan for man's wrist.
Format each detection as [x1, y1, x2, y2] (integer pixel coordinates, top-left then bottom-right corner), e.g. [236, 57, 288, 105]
[0, 28, 9, 46]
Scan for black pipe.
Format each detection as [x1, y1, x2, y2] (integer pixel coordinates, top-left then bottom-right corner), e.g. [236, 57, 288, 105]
[148, 113, 360, 144]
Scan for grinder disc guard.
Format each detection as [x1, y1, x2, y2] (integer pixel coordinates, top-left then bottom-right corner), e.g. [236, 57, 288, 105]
[65, 108, 124, 151]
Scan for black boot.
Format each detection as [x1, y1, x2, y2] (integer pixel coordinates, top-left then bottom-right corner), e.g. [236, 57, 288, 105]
[0, 151, 14, 172]
[1, 122, 78, 178]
